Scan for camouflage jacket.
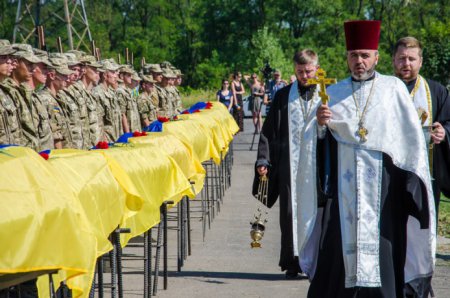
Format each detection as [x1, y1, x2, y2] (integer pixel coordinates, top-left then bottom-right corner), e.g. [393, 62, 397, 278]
[117, 85, 141, 132]
[31, 88, 55, 150]
[0, 86, 22, 145]
[38, 88, 73, 148]
[137, 91, 157, 128]
[92, 84, 122, 143]
[0, 78, 39, 150]
[57, 89, 83, 149]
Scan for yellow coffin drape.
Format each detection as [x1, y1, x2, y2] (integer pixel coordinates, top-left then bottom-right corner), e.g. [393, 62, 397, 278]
[0, 102, 237, 297]
[129, 134, 205, 194]
[0, 147, 97, 298]
[97, 144, 194, 246]
[163, 119, 220, 163]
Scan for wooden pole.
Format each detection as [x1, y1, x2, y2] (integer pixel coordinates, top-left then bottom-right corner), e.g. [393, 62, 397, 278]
[57, 37, 63, 53]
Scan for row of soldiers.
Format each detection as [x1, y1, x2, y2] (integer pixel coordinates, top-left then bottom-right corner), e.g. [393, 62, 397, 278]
[0, 40, 184, 151]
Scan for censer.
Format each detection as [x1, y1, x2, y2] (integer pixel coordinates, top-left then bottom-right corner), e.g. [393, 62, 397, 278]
[250, 175, 269, 248]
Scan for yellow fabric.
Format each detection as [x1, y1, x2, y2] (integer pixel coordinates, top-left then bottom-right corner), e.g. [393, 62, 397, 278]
[129, 134, 205, 194]
[0, 104, 236, 297]
[47, 149, 130, 255]
[0, 147, 97, 298]
[164, 119, 220, 163]
[178, 103, 238, 160]
[97, 143, 194, 245]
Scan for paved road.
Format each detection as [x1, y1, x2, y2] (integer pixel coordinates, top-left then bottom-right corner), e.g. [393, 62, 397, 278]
[116, 119, 449, 298]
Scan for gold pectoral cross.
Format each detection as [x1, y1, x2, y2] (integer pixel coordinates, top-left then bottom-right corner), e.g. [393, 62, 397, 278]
[307, 68, 337, 104]
[357, 122, 368, 143]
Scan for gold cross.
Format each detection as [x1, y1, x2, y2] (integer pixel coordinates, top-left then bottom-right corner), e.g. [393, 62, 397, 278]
[307, 68, 337, 104]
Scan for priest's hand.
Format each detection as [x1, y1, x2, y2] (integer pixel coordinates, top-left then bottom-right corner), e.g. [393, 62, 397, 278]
[431, 122, 446, 144]
[317, 104, 332, 126]
[257, 166, 268, 176]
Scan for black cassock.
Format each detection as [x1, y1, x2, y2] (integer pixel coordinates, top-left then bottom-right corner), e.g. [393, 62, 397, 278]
[309, 131, 430, 298]
[406, 78, 450, 210]
[252, 83, 315, 273]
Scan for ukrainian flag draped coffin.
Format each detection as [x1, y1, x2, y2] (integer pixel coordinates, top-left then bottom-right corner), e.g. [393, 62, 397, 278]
[0, 101, 238, 298]
[0, 147, 98, 298]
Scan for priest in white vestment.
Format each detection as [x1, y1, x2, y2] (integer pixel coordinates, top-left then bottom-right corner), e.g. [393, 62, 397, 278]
[253, 49, 323, 279]
[311, 20, 435, 298]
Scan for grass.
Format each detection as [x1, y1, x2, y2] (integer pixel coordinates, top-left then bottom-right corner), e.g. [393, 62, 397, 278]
[181, 89, 217, 108]
[439, 195, 450, 238]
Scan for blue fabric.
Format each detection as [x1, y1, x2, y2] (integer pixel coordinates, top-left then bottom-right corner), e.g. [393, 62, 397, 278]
[0, 144, 18, 149]
[143, 121, 163, 132]
[116, 132, 134, 143]
[189, 102, 207, 112]
[39, 149, 51, 155]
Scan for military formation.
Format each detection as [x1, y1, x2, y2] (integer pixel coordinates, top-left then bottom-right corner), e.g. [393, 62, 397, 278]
[0, 40, 184, 151]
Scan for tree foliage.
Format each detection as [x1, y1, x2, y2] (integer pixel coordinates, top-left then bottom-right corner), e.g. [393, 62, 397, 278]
[1, 0, 449, 89]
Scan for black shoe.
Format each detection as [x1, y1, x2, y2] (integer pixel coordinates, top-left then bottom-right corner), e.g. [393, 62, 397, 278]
[285, 269, 299, 279]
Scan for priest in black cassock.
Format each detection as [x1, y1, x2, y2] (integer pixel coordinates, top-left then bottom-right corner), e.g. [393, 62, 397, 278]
[392, 36, 450, 217]
[313, 21, 436, 298]
[253, 49, 323, 279]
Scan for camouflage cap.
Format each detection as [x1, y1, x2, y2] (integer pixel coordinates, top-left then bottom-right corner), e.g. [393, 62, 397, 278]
[48, 57, 74, 76]
[162, 68, 177, 79]
[100, 58, 120, 72]
[49, 52, 68, 61]
[30, 48, 53, 67]
[144, 63, 163, 74]
[64, 52, 82, 66]
[140, 74, 156, 83]
[173, 68, 183, 76]
[0, 39, 11, 47]
[11, 43, 34, 61]
[12, 43, 33, 52]
[67, 49, 86, 60]
[33, 48, 48, 59]
[118, 65, 134, 74]
[0, 45, 15, 56]
[160, 61, 173, 69]
[131, 71, 141, 81]
[79, 55, 102, 68]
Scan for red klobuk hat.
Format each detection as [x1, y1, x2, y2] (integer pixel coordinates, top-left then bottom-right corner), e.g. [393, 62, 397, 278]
[344, 20, 381, 51]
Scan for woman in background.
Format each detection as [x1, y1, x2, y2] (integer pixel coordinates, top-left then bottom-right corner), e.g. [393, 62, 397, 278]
[216, 79, 233, 112]
[249, 74, 264, 133]
[231, 71, 245, 132]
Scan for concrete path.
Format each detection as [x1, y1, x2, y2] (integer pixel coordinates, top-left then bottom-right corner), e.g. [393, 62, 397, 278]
[116, 119, 449, 298]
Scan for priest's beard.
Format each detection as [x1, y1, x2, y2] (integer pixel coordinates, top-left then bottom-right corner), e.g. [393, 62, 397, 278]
[349, 63, 377, 81]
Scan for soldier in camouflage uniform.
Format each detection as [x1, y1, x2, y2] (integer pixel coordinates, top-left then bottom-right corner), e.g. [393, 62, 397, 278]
[92, 59, 122, 142]
[48, 52, 84, 149]
[79, 55, 102, 147]
[173, 68, 183, 111]
[35, 57, 74, 149]
[145, 64, 164, 116]
[65, 52, 93, 149]
[0, 43, 22, 145]
[166, 69, 182, 113]
[118, 66, 141, 132]
[137, 74, 158, 128]
[1, 45, 42, 150]
[27, 51, 55, 151]
[159, 68, 175, 117]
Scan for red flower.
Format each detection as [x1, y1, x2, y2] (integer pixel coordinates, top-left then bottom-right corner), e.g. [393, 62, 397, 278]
[132, 131, 148, 137]
[205, 102, 213, 109]
[39, 152, 49, 160]
[172, 115, 178, 120]
[193, 109, 201, 113]
[181, 110, 190, 114]
[95, 141, 109, 149]
[157, 116, 170, 122]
